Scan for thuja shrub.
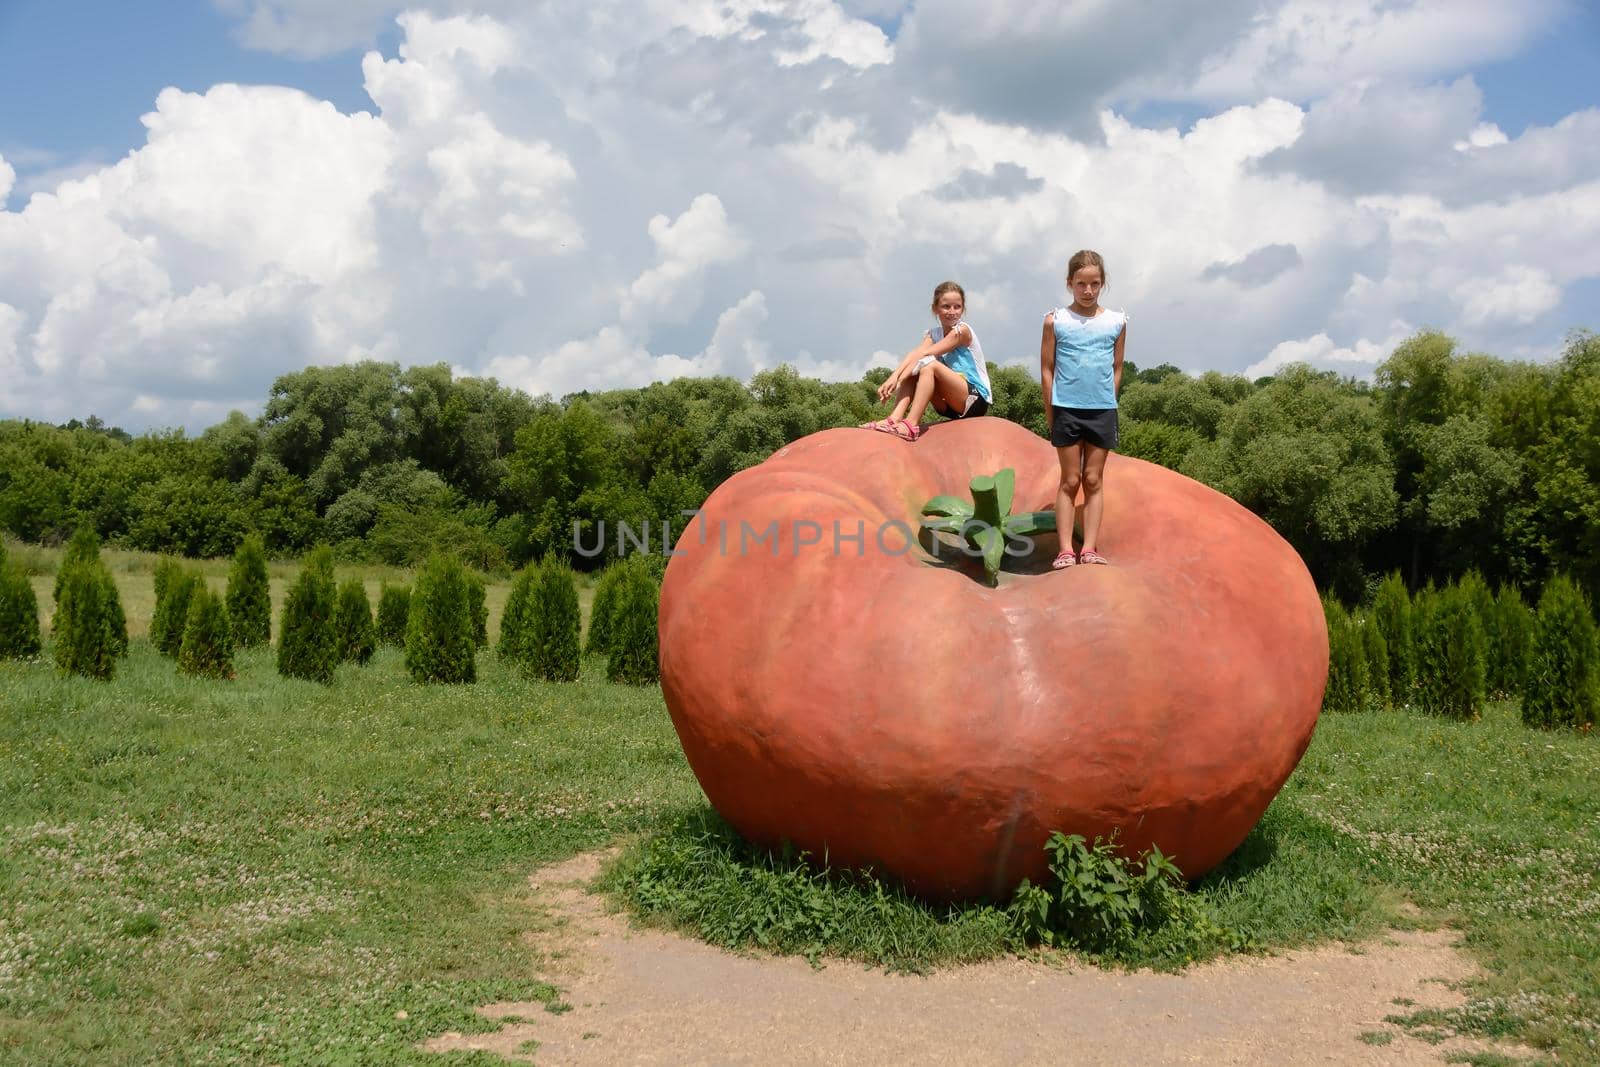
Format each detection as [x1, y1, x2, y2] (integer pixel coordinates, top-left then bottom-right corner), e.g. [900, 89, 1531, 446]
[375, 583, 411, 646]
[54, 527, 127, 658]
[585, 564, 627, 656]
[1458, 570, 1499, 699]
[405, 553, 476, 684]
[465, 570, 489, 649]
[53, 561, 117, 680]
[1414, 582, 1487, 720]
[178, 585, 234, 679]
[333, 578, 376, 665]
[1523, 574, 1599, 731]
[225, 532, 271, 647]
[1321, 595, 1369, 714]
[277, 547, 338, 684]
[606, 558, 659, 685]
[525, 555, 581, 682]
[151, 569, 202, 658]
[497, 566, 535, 665]
[1370, 572, 1415, 703]
[1490, 584, 1534, 698]
[1357, 612, 1390, 709]
[0, 550, 42, 659]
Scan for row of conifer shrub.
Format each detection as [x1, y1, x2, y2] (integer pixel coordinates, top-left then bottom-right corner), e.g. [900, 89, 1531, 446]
[0, 531, 662, 689]
[1324, 571, 1598, 730]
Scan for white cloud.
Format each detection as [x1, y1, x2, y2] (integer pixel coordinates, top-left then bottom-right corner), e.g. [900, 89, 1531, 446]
[1455, 267, 1562, 328]
[1245, 328, 1409, 379]
[2, 3, 1598, 430]
[1188, 0, 1568, 102]
[623, 194, 749, 325]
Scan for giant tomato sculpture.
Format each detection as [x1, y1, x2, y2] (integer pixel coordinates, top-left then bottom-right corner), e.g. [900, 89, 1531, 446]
[659, 417, 1326, 900]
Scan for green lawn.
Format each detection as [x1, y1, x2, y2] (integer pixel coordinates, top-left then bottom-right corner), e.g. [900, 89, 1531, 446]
[0, 560, 1596, 1063]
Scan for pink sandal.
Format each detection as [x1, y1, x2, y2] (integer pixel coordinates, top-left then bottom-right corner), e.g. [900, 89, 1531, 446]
[860, 418, 892, 431]
[1051, 550, 1078, 570]
[887, 419, 923, 442]
[1078, 549, 1109, 565]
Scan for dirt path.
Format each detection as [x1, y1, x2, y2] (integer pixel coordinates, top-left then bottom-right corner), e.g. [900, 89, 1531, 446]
[424, 851, 1526, 1066]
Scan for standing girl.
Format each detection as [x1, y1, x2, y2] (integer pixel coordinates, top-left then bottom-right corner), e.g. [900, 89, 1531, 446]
[865, 281, 993, 441]
[1040, 250, 1126, 568]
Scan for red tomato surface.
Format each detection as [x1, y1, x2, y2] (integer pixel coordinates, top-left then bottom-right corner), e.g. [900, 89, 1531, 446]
[659, 417, 1327, 900]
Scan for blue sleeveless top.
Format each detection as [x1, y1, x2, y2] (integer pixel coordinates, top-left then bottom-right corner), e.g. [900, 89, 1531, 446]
[928, 321, 993, 402]
[1050, 307, 1126, 409]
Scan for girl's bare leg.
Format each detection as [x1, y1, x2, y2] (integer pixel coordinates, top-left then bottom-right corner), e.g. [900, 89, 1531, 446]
[1078, 444, 1110, 553]
[1054, 442, 1083, 555]
[906, 363, 971, 427]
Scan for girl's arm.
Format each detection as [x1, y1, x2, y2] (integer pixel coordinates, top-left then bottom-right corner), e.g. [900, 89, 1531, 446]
[880, 324, 973, 398]
[1039, 314, 1056, 417]
[1113, 324, 1127, 398]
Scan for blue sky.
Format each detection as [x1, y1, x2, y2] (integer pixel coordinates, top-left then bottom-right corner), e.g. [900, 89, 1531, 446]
[1, 0, 1597, 429]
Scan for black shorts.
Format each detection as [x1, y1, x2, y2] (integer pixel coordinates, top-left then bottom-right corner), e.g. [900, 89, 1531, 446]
[943, 381, 989, 420]
[1050, 405, 1118, 450]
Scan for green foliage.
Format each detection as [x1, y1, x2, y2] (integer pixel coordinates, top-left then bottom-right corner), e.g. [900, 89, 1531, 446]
[606, 558, 660, 685]
[125, 475, 248, 558]
[332, 578, 376, 665]
[921, 468, 1055, 586]
[0, 549, 43, 659]
[497, 565, 534, 664]
[151, 568, 202, 659]
[374, 583, 410, 646]
[1413, 582, 1487, 720]
[521, 556, 581, 682]
[177, 586, 234, 679]
[1182, 365, 1398, 588]
[1489, 585, 1534, 697]
[404, 553, 477, 684]
[1370, 572, 1416, 702]
[1011, 833, 1243, 962]
[224, 533, 271, 648]
[1321, 595, 1369, 713]
[584, 564, 627, 657]
[52, 528, 127, 660]
[464, 570, 489, 648]
[276, 547, 338, 685]
[1522, 574, 1599, 730]
[1357, 613, 1391, 708]
[51, 560, 118, 680]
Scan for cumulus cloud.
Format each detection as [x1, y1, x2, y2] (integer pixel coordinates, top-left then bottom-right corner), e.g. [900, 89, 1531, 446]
[623, 194, 749, 325]
[2, 1, 1598, 430]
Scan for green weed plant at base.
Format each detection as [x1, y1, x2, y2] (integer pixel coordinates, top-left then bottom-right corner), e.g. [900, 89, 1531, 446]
[375, 583, 410, 646]
[225, 533, 271, 647]
[177, 586, 234, 680]
[1523, 574, 1599, 730]
[333, 578, 376, 665]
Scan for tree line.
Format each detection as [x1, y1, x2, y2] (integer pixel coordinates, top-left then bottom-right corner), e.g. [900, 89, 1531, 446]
[2, 328, 1597, 603]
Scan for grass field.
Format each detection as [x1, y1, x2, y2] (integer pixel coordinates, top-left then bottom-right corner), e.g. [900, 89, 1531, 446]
[1, 553, 1596, 1063]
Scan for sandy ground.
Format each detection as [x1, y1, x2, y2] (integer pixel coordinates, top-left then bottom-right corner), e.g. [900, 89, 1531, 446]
[423, 851, 1529, 1066]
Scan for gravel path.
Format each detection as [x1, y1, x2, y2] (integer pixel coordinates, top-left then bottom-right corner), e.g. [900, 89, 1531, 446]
[423, 851, 1528, 1065]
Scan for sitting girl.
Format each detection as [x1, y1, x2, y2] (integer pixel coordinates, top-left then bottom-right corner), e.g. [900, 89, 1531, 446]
[865, 281, 993, 441]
